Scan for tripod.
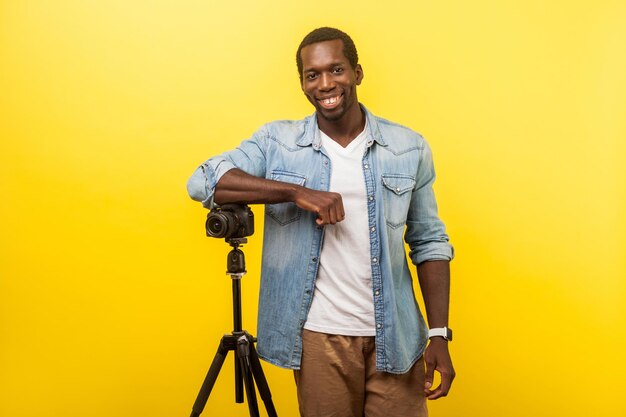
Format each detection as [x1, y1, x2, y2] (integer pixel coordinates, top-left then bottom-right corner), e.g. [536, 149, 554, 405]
[189, 238, 278, 417]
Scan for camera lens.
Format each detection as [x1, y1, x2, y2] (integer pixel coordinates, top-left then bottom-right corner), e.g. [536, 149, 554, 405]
[206, 213, 230, 238]
[205, 204, 253, 240]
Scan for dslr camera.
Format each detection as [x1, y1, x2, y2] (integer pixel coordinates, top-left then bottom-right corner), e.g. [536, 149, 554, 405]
[206, 204, 254, 240]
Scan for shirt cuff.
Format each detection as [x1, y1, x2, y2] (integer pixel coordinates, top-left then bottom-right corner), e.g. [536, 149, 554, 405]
[411, 244, 454, 265]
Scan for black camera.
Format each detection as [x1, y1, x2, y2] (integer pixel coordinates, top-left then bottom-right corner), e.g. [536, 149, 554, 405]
[206, 204, 254, 240]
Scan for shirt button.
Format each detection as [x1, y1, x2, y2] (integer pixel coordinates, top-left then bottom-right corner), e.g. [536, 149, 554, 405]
[369, 196, 374, 201]
[375, 290, 380, 296]
[372, 257, 378, 263]
[323, 160, 328, 165]
[396, 187, 401, 192]
[364, 164, 369, 169]
[371, 226, 376, 233]
[312, 257, 318, 262]
[376, 323, 382, 329]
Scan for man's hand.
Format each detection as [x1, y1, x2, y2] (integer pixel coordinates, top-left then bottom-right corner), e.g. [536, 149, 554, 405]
[423, 337, 455, 400]
[294, 187, 345, 225]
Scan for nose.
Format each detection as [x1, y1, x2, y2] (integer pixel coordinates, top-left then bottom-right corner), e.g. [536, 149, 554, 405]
[319, 72, 335, 91]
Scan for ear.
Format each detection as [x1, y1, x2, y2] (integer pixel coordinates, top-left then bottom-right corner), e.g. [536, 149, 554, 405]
[355, 64, 364, 85]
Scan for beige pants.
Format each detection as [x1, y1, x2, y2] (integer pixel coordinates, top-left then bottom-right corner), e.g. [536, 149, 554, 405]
[294, 329, 428, 417]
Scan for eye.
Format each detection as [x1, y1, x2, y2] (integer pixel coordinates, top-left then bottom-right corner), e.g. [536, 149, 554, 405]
[306, 72, 318, 80]
[332, 67, 344, 74]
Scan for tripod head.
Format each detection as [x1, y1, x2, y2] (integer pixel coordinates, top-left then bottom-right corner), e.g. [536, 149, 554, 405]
[226, 237, 247, 279]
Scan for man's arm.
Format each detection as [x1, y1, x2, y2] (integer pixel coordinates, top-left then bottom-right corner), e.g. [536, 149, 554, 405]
[214, 168, 345, 225]
[417, 260, 455, 400]
[403, 137, 455, 399]
[187, 124, 345, 225]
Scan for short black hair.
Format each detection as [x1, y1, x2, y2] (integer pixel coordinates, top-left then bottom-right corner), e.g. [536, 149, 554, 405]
[296, 27, 359, 82]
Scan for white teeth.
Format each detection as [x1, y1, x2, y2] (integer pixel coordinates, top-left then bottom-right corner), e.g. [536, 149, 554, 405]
[323, 96, 338, 105]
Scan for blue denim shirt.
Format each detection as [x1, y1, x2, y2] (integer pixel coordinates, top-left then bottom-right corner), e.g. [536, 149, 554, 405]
[187, 105, 453, 373]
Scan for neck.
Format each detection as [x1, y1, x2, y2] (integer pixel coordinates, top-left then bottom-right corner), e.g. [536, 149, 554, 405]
[317, 104, 365, 148]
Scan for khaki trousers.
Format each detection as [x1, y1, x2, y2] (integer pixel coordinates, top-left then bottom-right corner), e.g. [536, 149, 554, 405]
[294, 329, 428, 417]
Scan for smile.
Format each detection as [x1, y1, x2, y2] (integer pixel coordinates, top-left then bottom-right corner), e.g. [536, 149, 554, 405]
[317, 93, 343, 109]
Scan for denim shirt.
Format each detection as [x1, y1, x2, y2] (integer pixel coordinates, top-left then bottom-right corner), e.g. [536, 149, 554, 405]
[187, 105, 453, 373]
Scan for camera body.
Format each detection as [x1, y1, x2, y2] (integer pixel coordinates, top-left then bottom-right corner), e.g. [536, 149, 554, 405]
[206, 204, 254, 240]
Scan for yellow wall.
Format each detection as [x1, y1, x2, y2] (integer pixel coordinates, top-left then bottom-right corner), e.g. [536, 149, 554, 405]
[1, 1, 625, 416]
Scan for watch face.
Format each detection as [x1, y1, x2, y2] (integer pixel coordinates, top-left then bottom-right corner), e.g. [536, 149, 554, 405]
[446, 328, 453, 341]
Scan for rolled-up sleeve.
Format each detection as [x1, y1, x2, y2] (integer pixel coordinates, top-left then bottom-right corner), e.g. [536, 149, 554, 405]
[186, 126, 269, 208]
[405, 138, 454, 265]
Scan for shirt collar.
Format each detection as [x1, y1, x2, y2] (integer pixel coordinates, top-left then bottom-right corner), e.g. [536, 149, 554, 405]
[297, 103, 387, 149]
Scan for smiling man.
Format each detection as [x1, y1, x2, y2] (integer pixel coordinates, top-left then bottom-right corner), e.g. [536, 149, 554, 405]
[187, 27, 455, 417]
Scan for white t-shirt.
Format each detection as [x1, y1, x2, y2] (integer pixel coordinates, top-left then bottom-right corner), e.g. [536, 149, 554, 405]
[303, 124, 376, 336]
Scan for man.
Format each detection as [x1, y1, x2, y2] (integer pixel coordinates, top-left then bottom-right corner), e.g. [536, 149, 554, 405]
[187, 27, 455, 417]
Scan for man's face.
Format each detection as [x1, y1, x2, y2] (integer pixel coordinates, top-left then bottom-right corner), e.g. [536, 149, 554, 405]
[300, 39, 363, 123]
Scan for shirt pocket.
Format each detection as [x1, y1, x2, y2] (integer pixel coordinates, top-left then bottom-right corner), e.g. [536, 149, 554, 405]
[266, 170, 307, 226]
[381, 173, 416, 229]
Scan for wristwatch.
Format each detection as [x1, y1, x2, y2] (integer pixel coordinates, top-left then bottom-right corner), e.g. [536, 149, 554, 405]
[428, 326, 453, 341]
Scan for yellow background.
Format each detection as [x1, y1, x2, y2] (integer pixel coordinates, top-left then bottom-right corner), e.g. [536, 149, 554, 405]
[1, 1, 625, 416]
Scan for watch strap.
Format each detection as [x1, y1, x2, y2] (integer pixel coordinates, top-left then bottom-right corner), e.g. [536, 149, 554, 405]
[428, 326, 452, 341]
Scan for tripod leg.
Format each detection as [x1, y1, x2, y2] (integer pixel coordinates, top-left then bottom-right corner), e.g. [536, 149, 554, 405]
[235, 349, 243, 403]
[248, 343, 278, 417]
[237, 336, 261, 417]
[190, 341, 229, 417]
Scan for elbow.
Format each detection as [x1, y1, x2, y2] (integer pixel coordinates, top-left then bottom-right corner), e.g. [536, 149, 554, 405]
[187, 170, 211, 205]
